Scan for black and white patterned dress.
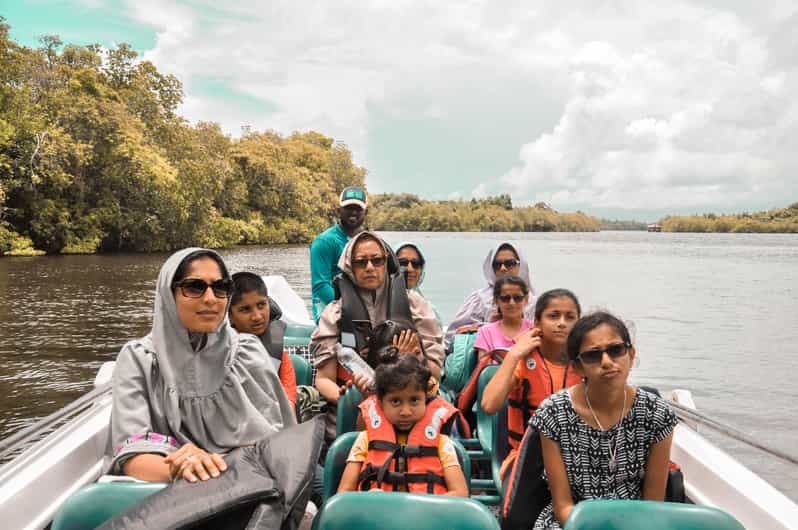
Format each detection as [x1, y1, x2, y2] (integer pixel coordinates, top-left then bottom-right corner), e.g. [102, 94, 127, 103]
[528, 387, 677, 530]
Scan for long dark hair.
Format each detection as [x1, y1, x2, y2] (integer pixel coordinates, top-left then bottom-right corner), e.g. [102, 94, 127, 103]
[172, 250, 230, 288]
[534, 288, 581, 321]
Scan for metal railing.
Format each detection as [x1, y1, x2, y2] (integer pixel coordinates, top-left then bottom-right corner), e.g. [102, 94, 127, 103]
[667, 398, 798, 467]
[0, 383, 111, 463]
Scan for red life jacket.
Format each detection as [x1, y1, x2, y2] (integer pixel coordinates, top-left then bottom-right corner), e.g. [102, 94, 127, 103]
[506, 353, 582, 449]
[357, 395, 457, 494]
[456, 349, 507, 413]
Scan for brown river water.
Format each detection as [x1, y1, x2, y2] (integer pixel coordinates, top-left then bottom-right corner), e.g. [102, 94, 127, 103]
[0, 231, 796, 500]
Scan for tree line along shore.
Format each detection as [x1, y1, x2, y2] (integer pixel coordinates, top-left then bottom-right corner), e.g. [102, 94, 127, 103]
[1, 22, 796, 256]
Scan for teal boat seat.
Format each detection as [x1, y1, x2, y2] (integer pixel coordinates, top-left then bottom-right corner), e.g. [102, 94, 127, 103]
[335, 386, 364, 437]
[284, 323, 314, 347]
[313, 492, 500, 530]
[322, 431, 471, 502]
[290, 353, 313, 387]
[51, 481, 167, 530]
[563, 500, 745, 530]
[472, 364, 504, 503]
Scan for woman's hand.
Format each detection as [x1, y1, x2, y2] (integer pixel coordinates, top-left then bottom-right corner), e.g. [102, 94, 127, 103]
[509, 327, 542, 360]
[393, 330, 421, 356]
[164, 443, 227, 483]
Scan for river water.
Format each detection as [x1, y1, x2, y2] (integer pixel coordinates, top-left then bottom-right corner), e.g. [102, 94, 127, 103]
[1, 231, 796, 500]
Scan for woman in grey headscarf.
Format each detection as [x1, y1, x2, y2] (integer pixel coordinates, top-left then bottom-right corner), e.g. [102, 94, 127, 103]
[109, 248, 295, 483]
[444, 242, 537, 347]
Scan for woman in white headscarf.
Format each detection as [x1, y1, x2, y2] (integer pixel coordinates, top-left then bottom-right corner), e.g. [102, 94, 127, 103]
[108, 248, 295, 483]
[444, 242, 537, 347]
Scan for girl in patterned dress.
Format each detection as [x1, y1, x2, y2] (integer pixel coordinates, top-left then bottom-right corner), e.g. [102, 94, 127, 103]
[529, 312, 677, 529]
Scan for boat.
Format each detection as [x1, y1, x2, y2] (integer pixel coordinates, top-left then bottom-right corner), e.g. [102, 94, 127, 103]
[647, 223, 662, 232]
[1, 276, 797, 529]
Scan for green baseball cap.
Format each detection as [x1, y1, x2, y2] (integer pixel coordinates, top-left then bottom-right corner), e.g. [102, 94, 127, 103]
[339, 186, 367, 208]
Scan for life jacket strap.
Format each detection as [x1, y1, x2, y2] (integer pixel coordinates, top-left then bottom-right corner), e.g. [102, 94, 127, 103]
[367, 440, 439, 458]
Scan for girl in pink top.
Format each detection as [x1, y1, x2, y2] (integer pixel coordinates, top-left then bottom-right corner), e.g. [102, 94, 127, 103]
[474, 276, 532, 358]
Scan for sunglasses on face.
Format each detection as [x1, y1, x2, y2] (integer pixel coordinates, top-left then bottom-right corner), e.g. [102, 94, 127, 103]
[498, 294, 526, 303]
[577, 342, 630, 365]
[398, 257, 423, 268]
[352, 256, 386, 269]
[173, 278, 233, 299]
[492, 258, 520, 271]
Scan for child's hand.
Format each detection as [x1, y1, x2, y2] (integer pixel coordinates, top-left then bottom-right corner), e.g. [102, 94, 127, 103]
[352, 373, 374, 396]
[510, 327, 543, 359]
[338, 381, 353, 396]
[393, 330, 421, 355]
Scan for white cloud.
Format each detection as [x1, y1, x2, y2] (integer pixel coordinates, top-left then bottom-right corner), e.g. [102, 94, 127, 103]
[487, 2, 798, 211]
[120, 0, 798, 212]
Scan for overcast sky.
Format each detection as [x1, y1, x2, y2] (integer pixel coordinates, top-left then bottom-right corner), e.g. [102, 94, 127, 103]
[6, 1, 798, 220]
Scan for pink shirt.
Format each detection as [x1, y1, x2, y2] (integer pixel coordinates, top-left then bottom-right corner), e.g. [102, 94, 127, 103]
[473, 319, 533, 353]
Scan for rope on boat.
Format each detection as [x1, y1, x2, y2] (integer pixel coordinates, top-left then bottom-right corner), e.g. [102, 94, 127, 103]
[0, 383, 111, 462]
[667, 399, 798, 467]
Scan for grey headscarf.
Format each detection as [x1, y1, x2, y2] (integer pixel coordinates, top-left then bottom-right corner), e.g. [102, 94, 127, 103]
[444, 242, 537, 346]
[108, 248, 295, 473]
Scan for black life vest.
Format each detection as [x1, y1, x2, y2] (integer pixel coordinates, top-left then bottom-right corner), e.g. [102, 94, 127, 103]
[333, 248, 413, 366]
[260, 299, 286, 363]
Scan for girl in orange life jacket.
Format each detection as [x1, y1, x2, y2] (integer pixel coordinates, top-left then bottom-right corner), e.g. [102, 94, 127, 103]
[527, 312, 676, 529]
[481, 289, 583, 480]
[338, 354, 469, 497]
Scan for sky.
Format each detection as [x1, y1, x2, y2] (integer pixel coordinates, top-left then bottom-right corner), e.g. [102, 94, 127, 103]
[4, 0, 798, 221]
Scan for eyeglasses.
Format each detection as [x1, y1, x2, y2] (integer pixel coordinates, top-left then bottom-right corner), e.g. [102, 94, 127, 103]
[497, 294, 526, 303]
[577, 342, 630, 365]
[173, 278, 233, 299]
[492, 258, 520, 271]
[398, 257, 423, 268]
[352, 256, 386, 269]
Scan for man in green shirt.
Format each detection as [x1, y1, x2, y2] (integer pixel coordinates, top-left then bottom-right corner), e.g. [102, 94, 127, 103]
[310, 186, 367, 321]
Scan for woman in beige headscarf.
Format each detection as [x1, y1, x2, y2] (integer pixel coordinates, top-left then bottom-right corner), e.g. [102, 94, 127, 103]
[311, 231, 444, 440]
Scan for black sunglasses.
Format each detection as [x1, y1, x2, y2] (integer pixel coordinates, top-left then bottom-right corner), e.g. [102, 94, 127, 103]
[577, 342, 630, 365]
[352, 256, 386, 269]
[173, 278, 233, 299]
[498, 294, 526, 303]
[398, 257, 424, 268]
[492, 258, 520, 271]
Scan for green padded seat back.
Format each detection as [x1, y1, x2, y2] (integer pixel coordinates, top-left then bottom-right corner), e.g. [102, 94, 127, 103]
[335, 386, 364, 437]
[289, 353, 313, 387]
[475, 365, 500, 453]
[322, 431, 471, 502]
[323, 431, 360, 502]
[563, 500, 745, 530]
[314, 492, 500, 530]
[51, 481, 167, 530]
[475, 364, 506, 495]
[284, 323, 314, 347]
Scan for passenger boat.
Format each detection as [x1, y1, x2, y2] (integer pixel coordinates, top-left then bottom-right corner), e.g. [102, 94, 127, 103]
[0, 276, 796, 529]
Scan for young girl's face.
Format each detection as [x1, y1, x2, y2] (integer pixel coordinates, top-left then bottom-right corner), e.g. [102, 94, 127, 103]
[229, 291, 270, 336]
[380, 385, 427, 432]
[574, 323, 635, 386]
[496, 284, 528, 320]
[536, 296, 579, 348]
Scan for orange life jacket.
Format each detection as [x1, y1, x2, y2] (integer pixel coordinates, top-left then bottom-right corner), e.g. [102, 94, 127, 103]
[357, 395, 456, 494]
[506, 353, 582, 449]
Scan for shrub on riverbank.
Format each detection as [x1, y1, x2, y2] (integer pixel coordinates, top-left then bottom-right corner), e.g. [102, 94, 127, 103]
[660, 203, 798, 233]
[369, 195, 601, 232]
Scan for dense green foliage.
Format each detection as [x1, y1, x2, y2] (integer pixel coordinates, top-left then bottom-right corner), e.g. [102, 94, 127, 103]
[369, 194, 600, 232]
[599, 219, 647, 231]
[661, 203, 798, 233]
[0, 20, 365, 255]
